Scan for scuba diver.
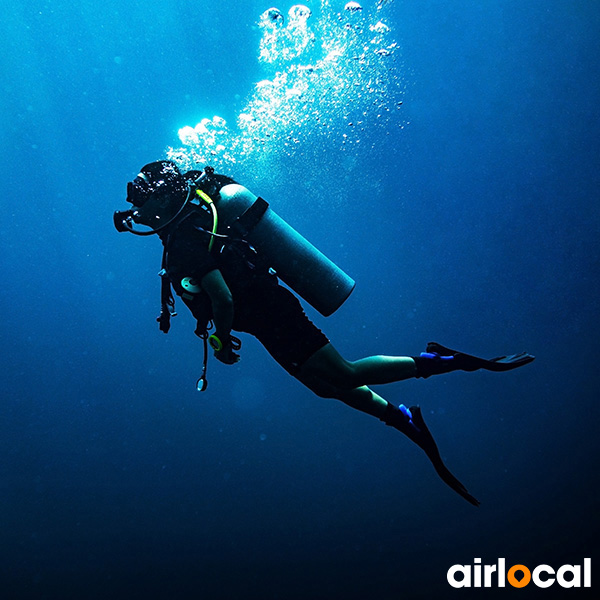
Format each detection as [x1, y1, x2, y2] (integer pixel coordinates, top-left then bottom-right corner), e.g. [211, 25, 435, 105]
[114, 160, 535, 506]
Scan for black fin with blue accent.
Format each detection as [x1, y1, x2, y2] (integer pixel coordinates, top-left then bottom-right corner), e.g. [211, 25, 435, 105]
[426, 342, 535, 372]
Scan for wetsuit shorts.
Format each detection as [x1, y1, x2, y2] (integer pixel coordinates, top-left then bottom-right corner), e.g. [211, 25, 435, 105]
[233, 283, 330, 375]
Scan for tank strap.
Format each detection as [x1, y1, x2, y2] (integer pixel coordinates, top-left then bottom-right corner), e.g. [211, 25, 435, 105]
[230, 197, 269, 238]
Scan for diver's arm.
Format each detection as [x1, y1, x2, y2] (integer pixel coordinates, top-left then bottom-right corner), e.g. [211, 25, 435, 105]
[201, 269, 239, 363]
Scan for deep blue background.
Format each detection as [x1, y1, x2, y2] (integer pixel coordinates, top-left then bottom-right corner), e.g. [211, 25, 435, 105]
[1, 1, 598, 598]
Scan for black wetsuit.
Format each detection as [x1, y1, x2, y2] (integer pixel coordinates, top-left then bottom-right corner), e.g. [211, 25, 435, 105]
[162, 190, 329, 374]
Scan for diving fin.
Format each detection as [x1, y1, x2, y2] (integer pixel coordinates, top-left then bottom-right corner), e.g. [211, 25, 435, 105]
[408, 406, 480, 507]
[383, 404, 480, 507]
[425, 342, 535, 372]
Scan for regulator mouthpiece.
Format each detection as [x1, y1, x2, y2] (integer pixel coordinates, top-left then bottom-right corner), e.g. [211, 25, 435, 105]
[113, 209, 135, 233]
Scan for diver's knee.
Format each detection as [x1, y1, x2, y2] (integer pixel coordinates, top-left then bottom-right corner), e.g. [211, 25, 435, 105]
[307, 358, 359, 389]
[344, 360, 364, 388]
[301, 344, 360, 387]
[320, 359, 361, 389]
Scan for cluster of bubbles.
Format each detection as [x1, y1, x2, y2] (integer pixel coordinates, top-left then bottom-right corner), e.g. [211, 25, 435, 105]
[167, 0, 403, 181]
[258, 5, 315, 64]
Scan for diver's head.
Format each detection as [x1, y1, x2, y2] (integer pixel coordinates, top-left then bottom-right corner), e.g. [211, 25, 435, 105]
[127, 160, 186, 207]
[126, 160, 188, 229]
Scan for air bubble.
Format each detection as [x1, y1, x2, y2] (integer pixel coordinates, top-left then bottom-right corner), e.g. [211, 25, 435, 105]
[261, 7, 284, 27]
[345, 2, 363, 12]
[288, 5, 311, 21]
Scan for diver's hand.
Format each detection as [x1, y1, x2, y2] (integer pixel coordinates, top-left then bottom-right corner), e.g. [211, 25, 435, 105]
[209, 333, 240, 365]
[213, 343, 240, 365]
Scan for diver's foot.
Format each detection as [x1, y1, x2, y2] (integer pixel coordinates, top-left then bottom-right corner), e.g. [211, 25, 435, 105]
[382, 403, 421, 444]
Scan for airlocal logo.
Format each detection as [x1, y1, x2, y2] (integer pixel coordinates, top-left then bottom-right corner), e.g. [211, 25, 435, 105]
[447, 558, 591, 589]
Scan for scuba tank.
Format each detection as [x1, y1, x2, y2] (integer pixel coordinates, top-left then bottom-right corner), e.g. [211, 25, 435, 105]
[217, 184, 355, 317]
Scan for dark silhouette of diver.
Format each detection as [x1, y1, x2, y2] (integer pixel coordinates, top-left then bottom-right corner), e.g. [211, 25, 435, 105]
[114, 161, 535, 506]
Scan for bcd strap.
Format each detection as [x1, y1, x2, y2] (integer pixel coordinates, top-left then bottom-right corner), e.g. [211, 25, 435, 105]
[230, 197, 269, 238]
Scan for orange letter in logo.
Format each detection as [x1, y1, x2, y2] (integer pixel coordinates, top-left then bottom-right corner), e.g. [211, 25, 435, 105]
[507, 565, 531, 588]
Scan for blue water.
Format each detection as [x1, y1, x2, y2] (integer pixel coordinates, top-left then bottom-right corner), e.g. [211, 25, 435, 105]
[1, 1, 598, 598]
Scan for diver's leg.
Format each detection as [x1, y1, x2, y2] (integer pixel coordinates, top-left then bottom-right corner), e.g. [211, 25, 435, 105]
[299, 343, 417, 389]
[298, 343, 462, 387]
